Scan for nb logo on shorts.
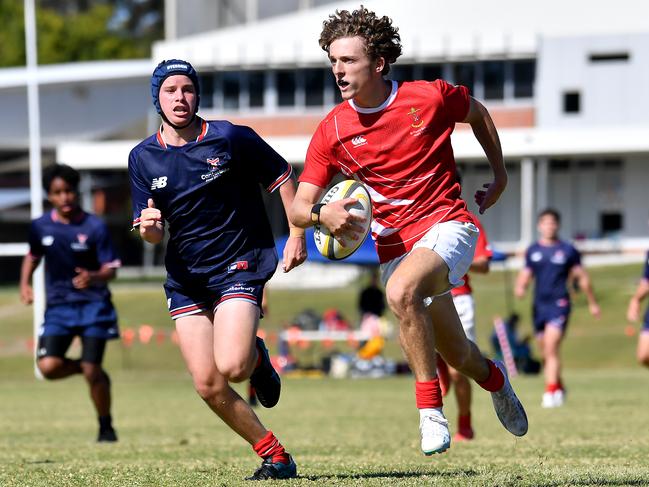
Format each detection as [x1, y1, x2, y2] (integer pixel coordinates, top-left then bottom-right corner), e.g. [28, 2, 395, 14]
[151, 176, 168, 190]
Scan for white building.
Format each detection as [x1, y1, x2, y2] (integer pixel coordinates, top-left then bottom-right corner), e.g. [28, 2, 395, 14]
[2, 0, 649, 259]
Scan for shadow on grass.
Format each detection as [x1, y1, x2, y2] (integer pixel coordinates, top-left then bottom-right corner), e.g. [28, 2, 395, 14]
[535, 481, 649, 487]
[302, 468, 478, 481]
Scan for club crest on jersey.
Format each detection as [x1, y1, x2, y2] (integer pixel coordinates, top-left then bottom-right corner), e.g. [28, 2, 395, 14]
[408, 107, 424, 128]
[201, 153, 230, 181]
[71, 233, 89, 251]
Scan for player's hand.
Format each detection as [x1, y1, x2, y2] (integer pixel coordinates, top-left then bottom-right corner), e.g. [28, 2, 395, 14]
[20, 284, 34, 305]
[589, 302, 601, 319]
[319, 198, 366, 246]
[140, 198, 162, 228]
[474, 176, 507, 214]
[627, 299, 640, 322]
[514, 285, 526, 299]
[73, 267, 92, 289]
[282, 234, 307, 273]
[139, 198, 164, 242]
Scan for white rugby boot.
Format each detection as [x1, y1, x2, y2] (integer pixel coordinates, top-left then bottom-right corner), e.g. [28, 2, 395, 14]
[419, 408, 451, 455]
[542, 391, 556, 408]
[490, 360, 529, 436]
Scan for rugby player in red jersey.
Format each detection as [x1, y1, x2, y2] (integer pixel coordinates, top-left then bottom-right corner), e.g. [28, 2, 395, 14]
[290, 7, 527, 455]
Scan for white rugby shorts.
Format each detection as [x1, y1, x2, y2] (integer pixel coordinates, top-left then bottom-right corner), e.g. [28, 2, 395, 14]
[380, 220, 479, 297]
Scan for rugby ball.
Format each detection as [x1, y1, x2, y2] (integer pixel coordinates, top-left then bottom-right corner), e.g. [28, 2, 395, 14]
[313, 180, 372, 260]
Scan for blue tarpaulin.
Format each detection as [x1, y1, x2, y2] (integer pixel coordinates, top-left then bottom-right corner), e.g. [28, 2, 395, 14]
[275, 227, 379, 265]
[276, 228, 508, 265]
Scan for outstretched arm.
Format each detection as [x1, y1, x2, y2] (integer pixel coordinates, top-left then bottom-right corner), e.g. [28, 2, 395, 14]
[462, 97, 507, 214]
[515, 267, 533, 298]
[278, 178, 307, 272]
[571, 266, 601, 318]
[19, 255, 39, 304]
[627, 278, 649, 322]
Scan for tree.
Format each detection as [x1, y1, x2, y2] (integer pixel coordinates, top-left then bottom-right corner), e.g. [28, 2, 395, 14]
[0, 1, 162, 67]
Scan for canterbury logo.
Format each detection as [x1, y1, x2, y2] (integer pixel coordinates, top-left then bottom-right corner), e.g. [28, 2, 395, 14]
[351, 135, 367, 147]
[151, 176, 168, 190]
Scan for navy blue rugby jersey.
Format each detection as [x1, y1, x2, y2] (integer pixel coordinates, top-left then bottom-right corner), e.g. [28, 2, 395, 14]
[524, 240, 581, 304]
[28, 210, 121, 306]
[643, 251, 649, 281]
[128, 119, 293, 290]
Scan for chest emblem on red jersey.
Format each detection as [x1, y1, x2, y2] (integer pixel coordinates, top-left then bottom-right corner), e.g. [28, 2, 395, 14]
[408, 107, 424, 128]
[351, 135, 367, 147]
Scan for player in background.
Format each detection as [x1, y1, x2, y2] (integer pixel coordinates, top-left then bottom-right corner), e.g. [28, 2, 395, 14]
[626, 248, 649, 368]
[435, 210, 492, 442]
[129, 59, 306, 480]
[19, 163, 120, 442]
[290, 7, 528, 456]
[515, 209, 600, 407]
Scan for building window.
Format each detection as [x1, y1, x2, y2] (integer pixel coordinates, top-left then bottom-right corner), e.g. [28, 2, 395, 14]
[600, 213, 623, 234]
[199, 74, 214, 109]
[330, 74, 343, 103]
[248, 71, 265, 108]
[453, 63, 474, 94]
[222, 72, 240, 110]
[304, 68, 325, 106]
[563, 91, 580, 113]
[421, 64, 442, 81]
[483, 61, 505, 100]
[390, 64, 414, 81]
[277, 70, 296, 107]
[513, 60, 535, 98]
[589, 52, 630, 63]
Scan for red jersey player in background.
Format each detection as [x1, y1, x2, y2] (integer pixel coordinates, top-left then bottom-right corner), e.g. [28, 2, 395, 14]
[435, 208, 492, 442]
[290, 6, 527, 456]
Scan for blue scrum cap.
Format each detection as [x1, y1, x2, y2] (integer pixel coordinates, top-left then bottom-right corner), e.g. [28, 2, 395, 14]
[151, 59, 200, 114]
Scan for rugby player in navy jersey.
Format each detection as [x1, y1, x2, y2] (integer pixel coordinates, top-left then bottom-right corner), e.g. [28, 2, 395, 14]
[626, 247, 649, 368]
[128, 59, 306, 480]
[20, 164, 121, 442]
[515, 209, 600, 408]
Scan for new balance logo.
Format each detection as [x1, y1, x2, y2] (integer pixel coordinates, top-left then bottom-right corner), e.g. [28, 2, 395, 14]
[351, 135, 367, 147]
[151, 176, 168, 190]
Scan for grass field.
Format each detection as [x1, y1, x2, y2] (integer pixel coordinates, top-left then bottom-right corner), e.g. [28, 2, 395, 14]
[1, 264, 648, 486]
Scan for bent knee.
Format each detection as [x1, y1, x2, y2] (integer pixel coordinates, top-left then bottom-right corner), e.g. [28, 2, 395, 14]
[386, 281, 421, 316]
[37, 357, 63, 379]
[193, 378, 226, 401]
[217, 360, 254, 383]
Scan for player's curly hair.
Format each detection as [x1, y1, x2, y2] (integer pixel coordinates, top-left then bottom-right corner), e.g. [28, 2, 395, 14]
[319, 5, 402, 76]
[42, 163, 80, 192]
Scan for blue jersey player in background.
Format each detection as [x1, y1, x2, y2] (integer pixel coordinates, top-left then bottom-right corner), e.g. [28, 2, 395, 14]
[626, 245, 649, 368]
[129, 59, 306, 481]
[515, 209, 600, 408]
[19, 164, 121, 442]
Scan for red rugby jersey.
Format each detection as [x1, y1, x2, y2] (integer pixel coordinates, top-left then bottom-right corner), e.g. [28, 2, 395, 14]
[451, 216, 492, 296]
[300, 79, 474, 262]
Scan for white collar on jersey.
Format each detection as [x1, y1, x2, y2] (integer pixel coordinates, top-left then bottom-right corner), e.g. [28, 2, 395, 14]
[348, 80, 398, 114]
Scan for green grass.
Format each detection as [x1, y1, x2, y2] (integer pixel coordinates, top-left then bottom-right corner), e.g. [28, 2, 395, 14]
[0, 264, 647, 486]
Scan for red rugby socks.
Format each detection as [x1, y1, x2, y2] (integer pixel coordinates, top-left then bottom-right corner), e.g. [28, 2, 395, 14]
[253, 431, 290, 465]
[476, 359, 505, 392]
[415, 379, 443, 409]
